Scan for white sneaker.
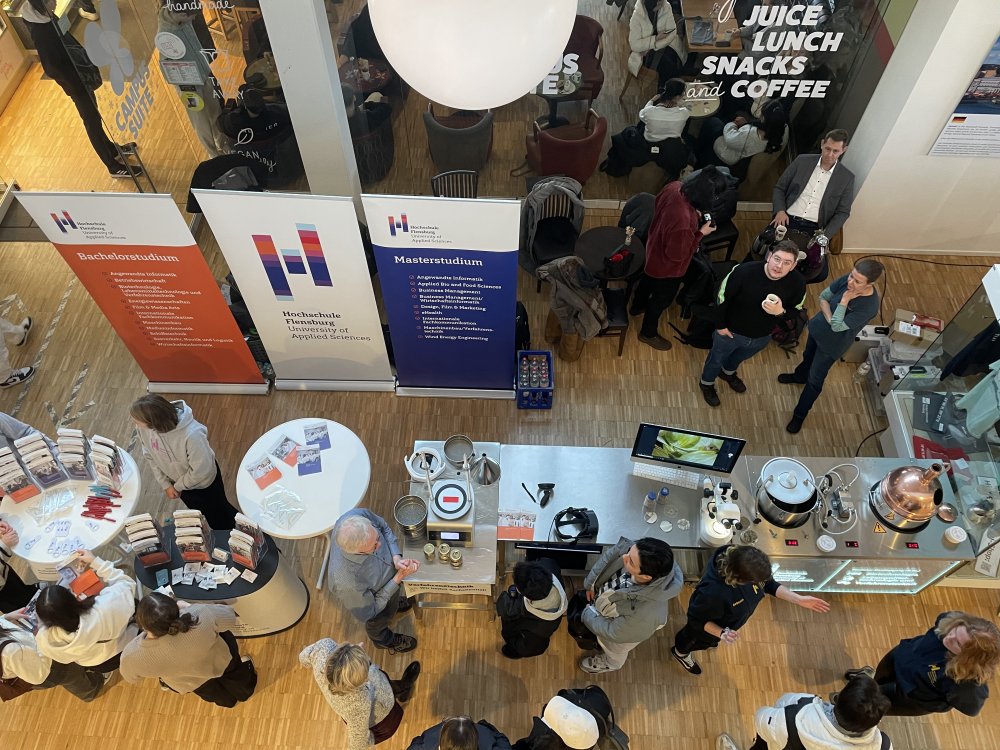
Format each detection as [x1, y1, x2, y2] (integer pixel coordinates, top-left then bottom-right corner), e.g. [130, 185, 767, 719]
[16, 317, 31, 346]
[717, 733, 741, 750]
[78, 9, 99, 21]
[580, 654, 616, 674]
[0, 367, 34, 389]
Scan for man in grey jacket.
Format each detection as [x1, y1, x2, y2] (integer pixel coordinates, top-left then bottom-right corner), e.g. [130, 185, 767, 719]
[327, 509, 421, 653]
[771, 129, 855, 240]
[580, 536, 684, 674]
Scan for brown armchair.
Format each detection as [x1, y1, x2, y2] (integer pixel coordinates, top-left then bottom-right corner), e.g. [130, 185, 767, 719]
[525, 109, 608, 185]
[563, 15, 604, 107]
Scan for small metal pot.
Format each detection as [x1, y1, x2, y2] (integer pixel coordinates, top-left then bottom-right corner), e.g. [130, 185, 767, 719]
[443, 434, 475, 468]
[393, 495, 427, 538]
[756, 457, 818, 529]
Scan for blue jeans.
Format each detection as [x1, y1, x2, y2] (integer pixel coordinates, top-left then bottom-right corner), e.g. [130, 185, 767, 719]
[700, 330, 771, 385]
[791, 334, 838, 421]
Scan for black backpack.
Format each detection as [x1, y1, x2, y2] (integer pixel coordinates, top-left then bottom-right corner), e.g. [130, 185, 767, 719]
[515, 301, 531, 353]
[557, 685, 629, 750]
[771, 309, 809, 352]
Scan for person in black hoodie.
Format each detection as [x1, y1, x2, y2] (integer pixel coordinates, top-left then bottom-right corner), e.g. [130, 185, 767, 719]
[406, 715, 512, 750]
[671, 544, 830, 676]
[513, 694, 600, 750]
[843, 610, 999, 717]
[496, 558, 567, 659]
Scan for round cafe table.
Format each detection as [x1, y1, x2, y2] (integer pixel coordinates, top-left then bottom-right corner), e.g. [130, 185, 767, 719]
[1, 451, 141, 580]
[574, 226, 647, 284]
[235, 418, 371, 589]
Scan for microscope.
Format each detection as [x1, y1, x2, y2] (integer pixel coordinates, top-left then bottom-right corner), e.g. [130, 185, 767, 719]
[699, 477, 743, 547]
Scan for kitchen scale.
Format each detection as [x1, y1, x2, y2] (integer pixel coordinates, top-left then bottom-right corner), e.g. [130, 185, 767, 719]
[425, 477, 475, 547]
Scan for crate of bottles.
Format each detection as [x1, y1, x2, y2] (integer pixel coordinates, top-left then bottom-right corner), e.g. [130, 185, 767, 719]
[516, 350, 553, 409]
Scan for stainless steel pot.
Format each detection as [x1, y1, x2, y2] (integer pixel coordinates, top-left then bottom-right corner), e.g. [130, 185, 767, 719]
[870, 462, 948, 532]
[756, 457, 818, 529]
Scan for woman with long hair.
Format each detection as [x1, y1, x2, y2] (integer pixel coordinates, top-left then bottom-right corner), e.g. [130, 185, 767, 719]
[120, 592, 256, 707]
[601, 78, 691, 178]
[34, 549, 138, 673]
[845, 611, 1000, 716]
[300, 638, 420, 750]
[697, 100, 789, 171]
[671, 544, 830, 675]
[130, 394, 238, 529]
[628, 0, 688, 89]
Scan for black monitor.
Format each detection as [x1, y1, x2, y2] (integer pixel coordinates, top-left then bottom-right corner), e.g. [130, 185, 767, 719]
[630, 423, 746, 475]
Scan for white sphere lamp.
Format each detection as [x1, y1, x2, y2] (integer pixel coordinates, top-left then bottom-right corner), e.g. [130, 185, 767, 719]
[368, 0, 577, 110]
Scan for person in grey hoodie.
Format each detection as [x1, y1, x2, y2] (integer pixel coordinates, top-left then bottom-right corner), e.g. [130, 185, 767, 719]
[580, 536, 683, 674]
[496, 558, 567, 659]
[130, 394, 237, 529]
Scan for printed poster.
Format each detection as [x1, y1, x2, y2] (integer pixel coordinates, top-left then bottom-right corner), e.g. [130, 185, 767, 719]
[15, 192, 263, 388]
[194, 191, 393, 389]
[362, 195, 519, 393]
[930, 34, 1000, 157]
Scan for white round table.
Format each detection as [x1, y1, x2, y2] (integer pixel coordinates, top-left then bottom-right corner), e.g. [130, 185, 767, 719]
[0, 451, 141, 580]
[235, 418, 371, 589]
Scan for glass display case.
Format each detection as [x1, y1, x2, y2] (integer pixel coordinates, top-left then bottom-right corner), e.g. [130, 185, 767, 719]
[882, 266, 1000, 587]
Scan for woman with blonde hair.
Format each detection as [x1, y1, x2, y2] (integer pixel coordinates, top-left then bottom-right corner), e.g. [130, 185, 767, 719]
[845, 611, 1000, 716]
[300, 638, 420, 750]
[671, 544, 830, 675]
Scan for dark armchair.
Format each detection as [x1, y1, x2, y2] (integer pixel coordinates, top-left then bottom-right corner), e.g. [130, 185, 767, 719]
[563, 15, 605, 107]
[525, 109, 608, 185]
[423, 104, 494, 172]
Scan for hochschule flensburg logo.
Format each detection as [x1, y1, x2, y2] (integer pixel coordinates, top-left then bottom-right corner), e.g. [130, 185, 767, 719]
[51, 211, 79, 234]
[388, 213, 409, 237]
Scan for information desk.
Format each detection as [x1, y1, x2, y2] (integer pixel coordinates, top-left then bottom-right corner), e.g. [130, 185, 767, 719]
[497, 446, 976, 595]
[235, 418, 371, 589]
[134, 527, 308, 637]
[1, 451, 141, 580]
[399, 440, 499, 618]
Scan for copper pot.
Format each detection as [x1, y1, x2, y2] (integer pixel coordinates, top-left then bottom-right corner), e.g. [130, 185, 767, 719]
[871, 462, 948, 531]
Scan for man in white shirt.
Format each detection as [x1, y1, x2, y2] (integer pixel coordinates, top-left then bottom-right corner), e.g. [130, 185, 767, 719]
[770, 129, 855, 240]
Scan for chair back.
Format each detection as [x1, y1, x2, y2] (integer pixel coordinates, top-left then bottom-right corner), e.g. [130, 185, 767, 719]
[537, 111, 608, 185]
[539, 190, 575, 222]
[423, 105, 494, 172]
[431, 170, 479, 198]
[564, 15, 605, 104]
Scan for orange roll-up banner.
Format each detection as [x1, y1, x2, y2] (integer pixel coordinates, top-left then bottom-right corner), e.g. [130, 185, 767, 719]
[16, 192, 265, 392]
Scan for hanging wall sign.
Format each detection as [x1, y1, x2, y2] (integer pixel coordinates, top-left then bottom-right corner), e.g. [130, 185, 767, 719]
[194, 191, 394, 391]
[15, 191, 265, 394]
[362, 195, 519, 397]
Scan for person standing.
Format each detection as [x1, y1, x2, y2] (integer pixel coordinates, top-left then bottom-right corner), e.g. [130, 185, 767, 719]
[406, 716, 513, 750]
[698, 241, 806, 407]
[843, 611, 1000, 717]
[130, 394, 238, 529]
[630, 168, 724, 351]
[34, 549, 138, 673]
[300, 638, 420, 750]
[120, 592, 256, 707]
[579, 536, 683, 674]
[496, 558, 567, 659]
[717, 674, 893, 750]
[671, 545, 830, 676]
[0, 316, 33, 389]
[1, 615, 106, 701]
[771, 129, 855, 241]
[513, 694, 601, 750]
[778, 260, 883, 433]
[327, 509, 420, 654]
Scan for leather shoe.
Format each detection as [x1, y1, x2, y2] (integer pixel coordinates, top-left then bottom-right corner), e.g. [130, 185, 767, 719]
[786, 416, 804, 434]
[638, 333, 672, 351]
[396, 596, 412, 613]
[844, 665, 875, 681]
[719, 371, 747, 393]
[700, 383, 721, 407]
[777, 373, 806, 384]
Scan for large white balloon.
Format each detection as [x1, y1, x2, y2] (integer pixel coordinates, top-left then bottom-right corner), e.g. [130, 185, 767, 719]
[368, 0, 577, 110]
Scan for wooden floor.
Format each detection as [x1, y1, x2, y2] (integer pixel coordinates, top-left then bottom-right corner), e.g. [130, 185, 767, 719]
[2, 223, 1000, 750]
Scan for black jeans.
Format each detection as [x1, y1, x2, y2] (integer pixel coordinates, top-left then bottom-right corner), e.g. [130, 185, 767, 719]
[38, 660, 104, 701]
[54, 76, 121, 170]
[673, 622, 719, 655]
[192, 631, 256, 708]
[634, 274, 683, 337]
[790, 335, 839, 422]
[0, 566, 38, 612]
[366, 588, 403, 647]
[180, 462, 238, 530]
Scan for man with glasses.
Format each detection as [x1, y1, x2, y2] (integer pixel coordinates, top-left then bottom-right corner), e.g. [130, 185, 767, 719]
[328, 509, 421, 654]
[779, 260, 884, 433]
[699, 241, 806, 407]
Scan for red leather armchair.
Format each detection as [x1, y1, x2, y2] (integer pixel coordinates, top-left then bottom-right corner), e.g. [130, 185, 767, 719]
[525, 109, 608, 185]
[564, 15, 604, 106]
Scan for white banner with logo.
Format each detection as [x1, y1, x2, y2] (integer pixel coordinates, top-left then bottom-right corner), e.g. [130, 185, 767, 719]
[194, 191, 394, 390]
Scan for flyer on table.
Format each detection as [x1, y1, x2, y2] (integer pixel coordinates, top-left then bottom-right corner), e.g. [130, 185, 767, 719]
[15, 191, 262, 386]
[194, 191, 393, 388]
[362, 195, 519, 391]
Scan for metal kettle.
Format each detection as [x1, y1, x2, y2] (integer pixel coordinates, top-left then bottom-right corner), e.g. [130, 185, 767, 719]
[469, 453, 501, 486]
[877, 462, 948, 521]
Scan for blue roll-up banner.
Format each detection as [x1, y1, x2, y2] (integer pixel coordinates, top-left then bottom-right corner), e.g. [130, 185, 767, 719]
[362, 195, 519, 397]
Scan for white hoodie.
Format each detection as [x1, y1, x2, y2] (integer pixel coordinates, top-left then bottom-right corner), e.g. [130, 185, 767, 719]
[135, 400, 217, 492]
[35, 557, 138, 667]
[755, 694, 891, 750]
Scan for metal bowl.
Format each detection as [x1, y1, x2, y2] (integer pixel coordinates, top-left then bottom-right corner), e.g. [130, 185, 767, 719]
[937, 503, 957, 523]
[443, 434, 475, 468]
[393, 495, 427, 537]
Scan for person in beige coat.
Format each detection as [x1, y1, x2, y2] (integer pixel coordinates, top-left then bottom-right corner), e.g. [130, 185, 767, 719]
[628, 0, 688, 88]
